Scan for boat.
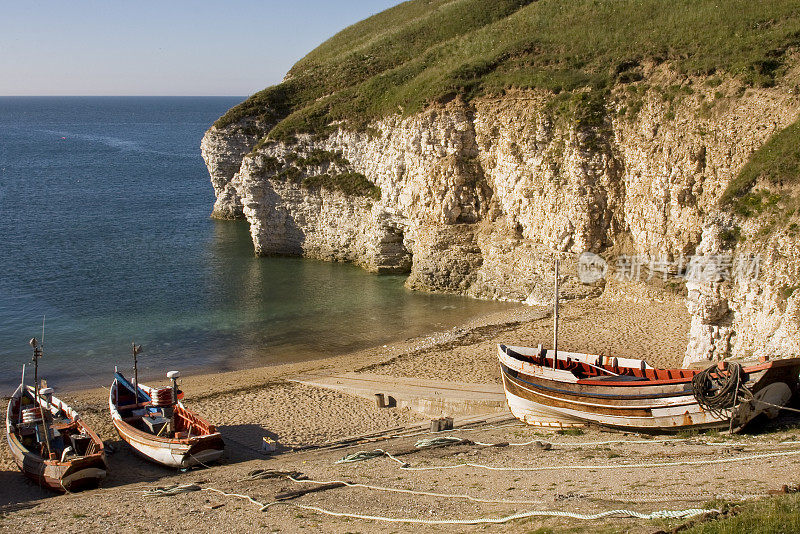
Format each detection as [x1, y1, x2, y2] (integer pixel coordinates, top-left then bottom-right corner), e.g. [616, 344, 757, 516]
[109, 345, 224, 468]
[6, 338, 107, 491]
[498, 258, 800, 432]
[498, 343, 800, 432]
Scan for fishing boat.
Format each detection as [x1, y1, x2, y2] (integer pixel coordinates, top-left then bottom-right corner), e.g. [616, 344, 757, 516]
[498, 343, 800, 431]
[6, 338, 107, 491]
[109, 345, 224, 468]
[499, 259, 800, 432]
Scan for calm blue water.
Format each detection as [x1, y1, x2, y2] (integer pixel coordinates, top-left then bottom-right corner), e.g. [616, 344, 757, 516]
[0, 97, 513, 390]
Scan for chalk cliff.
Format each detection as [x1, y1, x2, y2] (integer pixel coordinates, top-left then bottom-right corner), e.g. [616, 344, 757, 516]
[202, 69, 800, 365]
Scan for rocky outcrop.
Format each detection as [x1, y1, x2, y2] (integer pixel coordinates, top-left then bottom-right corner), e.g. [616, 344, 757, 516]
[200, 120, 263, 219]
[203, 74, 800, 363]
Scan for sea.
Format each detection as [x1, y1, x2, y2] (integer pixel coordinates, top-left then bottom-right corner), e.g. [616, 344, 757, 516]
[0, 96, 513, 391]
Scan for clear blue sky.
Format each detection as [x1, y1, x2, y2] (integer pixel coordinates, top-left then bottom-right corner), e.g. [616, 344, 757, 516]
[0, 1, 404, 96]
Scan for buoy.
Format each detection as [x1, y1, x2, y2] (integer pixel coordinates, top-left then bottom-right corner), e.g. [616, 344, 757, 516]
[22, 407, 42, 423]
[151, 387, 174, 407]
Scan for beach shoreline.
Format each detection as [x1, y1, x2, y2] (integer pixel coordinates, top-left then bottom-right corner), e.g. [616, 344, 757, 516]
[62, 302, 536, 405]
[11, 295, 772, 534]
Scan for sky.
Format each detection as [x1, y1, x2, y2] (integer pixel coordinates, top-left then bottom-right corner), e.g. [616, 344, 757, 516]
[0, 0, 405, 96]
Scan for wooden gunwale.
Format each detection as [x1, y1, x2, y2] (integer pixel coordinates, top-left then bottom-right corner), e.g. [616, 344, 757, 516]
[500, 363, 702, 401]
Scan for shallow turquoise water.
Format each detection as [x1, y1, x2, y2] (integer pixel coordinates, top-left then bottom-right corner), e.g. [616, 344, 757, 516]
[0, 97, 513, 390]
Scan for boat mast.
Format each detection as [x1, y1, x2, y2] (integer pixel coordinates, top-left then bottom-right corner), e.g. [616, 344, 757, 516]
[132, 342, 141, 407]
[553, 258, 559, 370]
[29, 337, 53, 459]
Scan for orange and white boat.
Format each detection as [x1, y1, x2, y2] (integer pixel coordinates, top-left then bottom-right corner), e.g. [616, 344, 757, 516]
[109, 369, 224, 468]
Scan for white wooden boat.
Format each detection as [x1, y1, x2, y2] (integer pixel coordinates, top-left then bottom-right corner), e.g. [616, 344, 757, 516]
[6, 383, 106, 491]
[498, 344, 800, 432]
[109, 371, 224, 468]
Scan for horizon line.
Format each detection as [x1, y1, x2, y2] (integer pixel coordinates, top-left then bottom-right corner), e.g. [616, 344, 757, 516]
[0, 94, 248, 98]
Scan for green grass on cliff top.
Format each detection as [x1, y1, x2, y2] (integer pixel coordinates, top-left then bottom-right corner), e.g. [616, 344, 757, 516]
[722, 117, 800, 211]
[215, 0, 800, 138]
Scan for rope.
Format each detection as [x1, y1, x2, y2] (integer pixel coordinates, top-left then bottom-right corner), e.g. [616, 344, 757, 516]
[188, 452, 214, 469]
[143, 484, 203, 496]
[261, 501, 715, 524]
[383, 448, 800, 472]
[239, 469, 303, 482]
[691, 362, 800, 424]
[751, 398, 800, 415]
[142, 484, 715, 524]
[337, 437, 723, 463]
[285, 475, 548, 505]
[414, 437, 465, 448]
[691, 363, 751, 421]
[336, 450, 391, 464]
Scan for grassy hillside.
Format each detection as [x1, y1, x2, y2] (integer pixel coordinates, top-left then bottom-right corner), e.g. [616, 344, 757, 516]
[215, 0, 800, 141]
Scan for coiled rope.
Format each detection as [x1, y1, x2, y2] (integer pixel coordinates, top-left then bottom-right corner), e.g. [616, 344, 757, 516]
[691, 363, 751, 423]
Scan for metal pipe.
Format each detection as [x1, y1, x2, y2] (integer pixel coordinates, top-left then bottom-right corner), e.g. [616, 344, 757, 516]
[553, 258, 559, 370]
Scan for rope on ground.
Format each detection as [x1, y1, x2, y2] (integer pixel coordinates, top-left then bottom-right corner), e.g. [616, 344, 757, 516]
[336, 448, 409, 466]
[384, 447, 800, 472]
[414, 436, 466, 448]
[142, 483, 717, 524]
[239, 469, 304, 482]
[143, 484, 203, 497]
[285, 475, 547, 505]
[260, 501, 716, 524]
[427, 436, 741, 448]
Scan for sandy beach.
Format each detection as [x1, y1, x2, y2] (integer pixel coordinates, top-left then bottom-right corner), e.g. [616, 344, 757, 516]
[2, 296, 799, 533]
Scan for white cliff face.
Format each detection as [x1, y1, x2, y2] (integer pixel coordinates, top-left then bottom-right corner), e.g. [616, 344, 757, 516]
[201, 78, 800, 363]
[200, 121, 263, 219]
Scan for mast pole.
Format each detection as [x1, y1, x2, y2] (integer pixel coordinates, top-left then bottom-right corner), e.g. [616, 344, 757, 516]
[132, 342, 140, 407]
[29, 337, 53, 460]
[553, 258, 559, 370]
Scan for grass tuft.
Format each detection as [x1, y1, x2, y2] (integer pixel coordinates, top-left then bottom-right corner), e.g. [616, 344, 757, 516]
[722, 119, 800, 209]
[684, 494, 800, 533]
[302, 172, 381, 200]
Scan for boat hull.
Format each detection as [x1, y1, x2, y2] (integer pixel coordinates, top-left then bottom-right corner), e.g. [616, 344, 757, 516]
[6, 385, 107, 492]
[498, 344, 800, 432]
[111, 418, 224, 468]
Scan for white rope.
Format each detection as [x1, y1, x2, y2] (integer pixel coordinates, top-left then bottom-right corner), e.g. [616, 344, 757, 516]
[388, 448, 800, 472]
[414, 436, 465, 448]
[286, 475, 547, 505]
[202, 487, 270, 510]
[284, 475, 770, 505]
[145, 483, 715, 524]
[261, 501, 714, 524]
